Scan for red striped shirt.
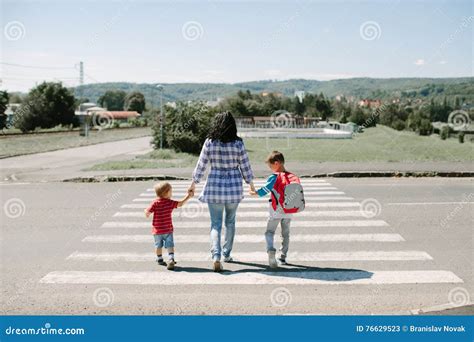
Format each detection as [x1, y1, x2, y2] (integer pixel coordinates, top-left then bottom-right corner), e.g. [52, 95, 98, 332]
[147, 198, 179, 235]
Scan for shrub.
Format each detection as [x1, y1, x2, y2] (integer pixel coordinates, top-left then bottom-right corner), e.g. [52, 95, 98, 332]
[440, 126, 450, 140]
[392, 119, 406, 131]
[418, 119, 433, 136]
[152, 102, 216, 154]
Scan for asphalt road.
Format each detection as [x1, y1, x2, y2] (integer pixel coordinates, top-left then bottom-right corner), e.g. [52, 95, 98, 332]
[0, 136, 153, 183]
[1, 178, 472, 315]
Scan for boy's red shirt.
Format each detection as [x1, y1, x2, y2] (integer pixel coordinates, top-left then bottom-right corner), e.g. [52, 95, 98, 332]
[147, 198, 178, 235]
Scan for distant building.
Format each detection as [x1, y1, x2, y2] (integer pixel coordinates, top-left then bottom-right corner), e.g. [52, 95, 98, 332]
[99, 111, 140, 122]
[261, 92, 283, 98]
[75, 104, 140, 123]
[358, 99, 382, 108]
[4, 103, 21, 127]
[206, 98, 223, 107]
[294, 91, 305, 103]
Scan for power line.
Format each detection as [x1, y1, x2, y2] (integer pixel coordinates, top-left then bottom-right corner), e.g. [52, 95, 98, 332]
[1, 76, 79, 80]
[0, 62, 75, 70]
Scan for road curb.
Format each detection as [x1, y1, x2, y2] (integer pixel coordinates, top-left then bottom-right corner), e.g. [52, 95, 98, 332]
[63, 175, 190, 183]
[302, 171, 474, 178]
[410, 303, 474, 315]
[62, 171, 474, 182]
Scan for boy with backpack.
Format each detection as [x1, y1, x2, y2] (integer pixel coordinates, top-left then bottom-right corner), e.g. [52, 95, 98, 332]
[249, 151, 305, 268]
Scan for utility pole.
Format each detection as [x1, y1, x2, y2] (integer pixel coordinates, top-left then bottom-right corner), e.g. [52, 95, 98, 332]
[156, 84, 164, 149]
[79, 61, 84, 86]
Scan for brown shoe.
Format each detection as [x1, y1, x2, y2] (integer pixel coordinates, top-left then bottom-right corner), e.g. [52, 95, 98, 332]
[167, 259, 176, 270]
[213, 260, 223, 272]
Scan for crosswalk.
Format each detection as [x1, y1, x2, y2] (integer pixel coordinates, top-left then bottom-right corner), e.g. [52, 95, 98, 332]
[40, 179, 464, 288]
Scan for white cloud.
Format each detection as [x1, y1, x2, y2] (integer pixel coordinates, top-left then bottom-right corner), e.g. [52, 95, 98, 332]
[414, 59, 425, 66]
[439, 60, 448, 65]
[264, 69, 282, 78]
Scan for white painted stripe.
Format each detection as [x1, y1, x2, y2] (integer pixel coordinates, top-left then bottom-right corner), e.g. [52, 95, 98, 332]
[147, 185, 336, 191]
[140, 191, 345, 197]
[83, 233, 405, 244]
[122, 202, 362, 209]
[145, 180, 331, 190]
[387, 202, 474, 206]
[114, 210, 366, 218]
[100, 220, 389, 229]
[0, 182, 31, 186]
[40, 270, 463, 285]
[67, 251, 432, 262]
[132, 196, 355, 202]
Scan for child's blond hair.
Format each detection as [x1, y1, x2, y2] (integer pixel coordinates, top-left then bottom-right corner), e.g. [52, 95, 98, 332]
[154, 182, 172, 198]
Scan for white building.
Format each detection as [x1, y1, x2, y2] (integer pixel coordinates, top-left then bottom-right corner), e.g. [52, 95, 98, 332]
[294, 91, 305, 103]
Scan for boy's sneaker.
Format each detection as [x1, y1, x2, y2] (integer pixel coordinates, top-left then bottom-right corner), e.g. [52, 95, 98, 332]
[278, 256, 287, 265]
[268, 251, 278, 269]
[213, 260, 223, 272]
[157, 258, 167, 266]
[223, 256, 233, 263]
[167, 259, 176, 270]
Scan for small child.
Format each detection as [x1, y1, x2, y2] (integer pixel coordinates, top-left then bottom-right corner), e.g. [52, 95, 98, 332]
[250, 151, 293, 268]
[145, 182, 193, 270]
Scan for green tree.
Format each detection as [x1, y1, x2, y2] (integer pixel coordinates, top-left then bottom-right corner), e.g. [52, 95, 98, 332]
[292, 96, 306, 116]
[98, 90, 127, 110]
[153, 102, 216, 154]
[0, 90, 9, 129]
[8, 93, 23, 104]
[14, 82, 77, 132]
[125, 91, 146, 113]
[349, 107, 366, 126]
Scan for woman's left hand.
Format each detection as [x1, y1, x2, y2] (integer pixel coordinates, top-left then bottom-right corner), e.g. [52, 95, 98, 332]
[188, 182, 196, 194]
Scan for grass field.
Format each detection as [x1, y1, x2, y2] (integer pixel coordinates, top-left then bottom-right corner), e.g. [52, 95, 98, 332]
[86, 149, 197, 171]
[0, 127, 152, 158]
[245, 125, 473, 163]
[84, 126, 472, 171]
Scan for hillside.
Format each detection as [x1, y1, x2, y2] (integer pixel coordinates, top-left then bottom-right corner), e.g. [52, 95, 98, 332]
[73, 77, 474, 107]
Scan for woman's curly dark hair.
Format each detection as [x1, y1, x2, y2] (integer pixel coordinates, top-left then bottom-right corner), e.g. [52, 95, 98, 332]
[207, 111, 242, 143]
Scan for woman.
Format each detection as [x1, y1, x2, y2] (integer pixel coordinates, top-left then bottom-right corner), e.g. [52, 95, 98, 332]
[189, 111, 255, 272]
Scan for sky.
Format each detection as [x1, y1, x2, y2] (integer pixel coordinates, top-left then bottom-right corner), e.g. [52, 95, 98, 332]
[0, 0, 473, 92]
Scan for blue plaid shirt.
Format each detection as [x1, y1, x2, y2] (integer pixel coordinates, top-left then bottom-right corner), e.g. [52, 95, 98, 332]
[192, 138, 254, 203]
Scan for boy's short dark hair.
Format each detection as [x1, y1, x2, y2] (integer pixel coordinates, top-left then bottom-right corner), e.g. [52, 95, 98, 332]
[266, 151, 285, 164]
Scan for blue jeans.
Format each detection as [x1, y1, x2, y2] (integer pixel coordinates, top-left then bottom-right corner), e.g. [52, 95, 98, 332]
[153, 233, 174, 248]
[208, 203, 239, 261]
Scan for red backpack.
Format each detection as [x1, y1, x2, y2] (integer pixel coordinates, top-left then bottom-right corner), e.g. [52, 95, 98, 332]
[270, 172, 305, 214]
